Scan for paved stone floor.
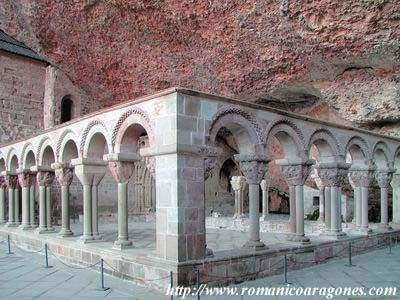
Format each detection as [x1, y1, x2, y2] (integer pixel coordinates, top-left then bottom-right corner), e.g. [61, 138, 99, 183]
[0, 236, 399, 299]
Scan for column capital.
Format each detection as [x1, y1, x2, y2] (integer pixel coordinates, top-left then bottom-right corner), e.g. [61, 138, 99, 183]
[4, 174, 18, 189]
[231, 176, 246, 191]
[316, 162, 350, 187]
[0, 176, 7, 189]
[71, 157, 107, 185]
[17, 169, 31, 188]
[234, 153, 270, 184]
[348, 166, 376, 188]
[53, 165, 74, 187]
[36, 171, 54, 187]
[375, 169, 395, 188]
[277, 159, 314, 186]
[104, 153, 141, 184]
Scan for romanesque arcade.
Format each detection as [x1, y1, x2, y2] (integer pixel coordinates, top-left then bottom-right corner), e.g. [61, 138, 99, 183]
[0, 88, 400, 287]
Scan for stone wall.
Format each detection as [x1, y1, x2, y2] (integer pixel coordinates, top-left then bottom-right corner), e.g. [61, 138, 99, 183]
[0, 51, 45, 144]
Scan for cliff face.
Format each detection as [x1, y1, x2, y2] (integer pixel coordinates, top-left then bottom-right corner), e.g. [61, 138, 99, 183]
[1, 0, 400, 134]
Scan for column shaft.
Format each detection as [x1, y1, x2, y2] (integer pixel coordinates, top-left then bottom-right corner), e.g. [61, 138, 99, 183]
[7, 188, 15, 226]
[295, 185, 305, 238]
[46, 186, 54, 231]
[289, 185, 296, 235]
[262, 187, 268, 219]
[38, 186, 47, 232]
[82, 184, 93, 241]
[92, 185, 100, 239]
[29, 185, 35, 226]
[330, 186, 339, 232]
[324, 187, 331, 229]
[113, 183, 132, 249]
[20, 186, 30, 229]
[245, 183, 264, 250]
[59, 185, 73, 236]
[14, 187, 20, 224]
[318, 188, 325, 222]
[380, 187, 389, 227]
[0, 188, 5, 224]
[361, 186, 369, 230]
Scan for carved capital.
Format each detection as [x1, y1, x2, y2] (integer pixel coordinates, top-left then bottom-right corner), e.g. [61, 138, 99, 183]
[231, 176, 246, 191]
[316, 162, 350, 187]
[36, 171, 54, 187]
[108, 161, 135, 184]
[17, 171, 31, 188]
[260, 179, 269, 191]
[55, 167, 74, 186]
[234, 154, 270, 184]
[0, 176, 7, 189]
[348, 169, 375, 188]
[4, 175, 18, 189]
[280, 163, 313, 186]
[375, 171, 393, 189]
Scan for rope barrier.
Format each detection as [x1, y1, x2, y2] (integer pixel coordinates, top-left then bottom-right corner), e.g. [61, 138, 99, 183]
[9, 240, 43, 254]
[0, 240, 6, 244]
[46, 246, 101, 270]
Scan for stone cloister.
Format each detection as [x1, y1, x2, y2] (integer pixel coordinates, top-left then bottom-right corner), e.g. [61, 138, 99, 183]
[0, 87, 400, 288]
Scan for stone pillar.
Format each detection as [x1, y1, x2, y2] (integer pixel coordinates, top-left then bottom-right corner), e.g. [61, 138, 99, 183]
[260, 178, 269, 221]
[317, 162, 350, 239]
[278, 160, 313, 244]
[324, 186, 331, 229]
[235, 154, 270, 251]
[311, 173, 325, 222]
[288, 185, 296, 235]
[375, 170, 394, 231]
[4, 174, 17, 227]
[53, 163, 74, 237]
[348, 167, 375, 234]
[231, 176, 246, 218]
[34, 170, 54, 234]
[45, 174, 55, 232]
[104, 153, 140, 250]
[29, 173, 36, 227]
[0, 177, 7, 224]
[14, 183, 20, 225]
[392, 174, 400, 226]
[92, 173, 105, 240]
[17, 169, 31, 230]
[72, 158, 107, 243]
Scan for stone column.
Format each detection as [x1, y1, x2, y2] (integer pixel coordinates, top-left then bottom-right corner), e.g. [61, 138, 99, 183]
[392, 174, 400, 226]
[14, 183, 20, 225]
[29, 173, 36, 227]
[317, 162, 350, 239]
[53, 163, 74, 237]
[311, 172, 325, 222]
[17, 169, 31, 230]
[375, 170, 394, 231]
[260, 178, 269, 221]
[72, 158, 107, 243]
[34, 170, 54, 234]
[235, 154, 270, 251]
[4, 174, 17, 227]
[324, 186, 331, 229]
[0, 177, 7, 224]
[105, 153, 139, 250]
[348, 167, 375, 234]
[45, 174, 55, 232]
[231, 176, 246, 218]
[279, 160, 313, 244]
[92, 173, 105, 240]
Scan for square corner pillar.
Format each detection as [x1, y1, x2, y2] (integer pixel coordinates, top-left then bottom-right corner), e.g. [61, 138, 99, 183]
[71, 158, 107, 243]
[152, 150, 206, 262]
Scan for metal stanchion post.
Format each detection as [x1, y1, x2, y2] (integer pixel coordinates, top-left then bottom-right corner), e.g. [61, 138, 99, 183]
[98, 259, 110, 291]
[282, 255, 291, 285]
[196, 269, 200, 300]
[7, 235, 13, 255]
[170, 271, 174, 300]
[346, 241, 355, 267]
[45, 244, 52, 268]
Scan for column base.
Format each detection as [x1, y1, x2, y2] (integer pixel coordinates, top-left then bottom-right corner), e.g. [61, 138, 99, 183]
[378, 224, 392, 231]
[29, 224, 38, 229]
[242, 240, 267, 251]
[0, 220, 7, 225]
[58, 229, 74, 237]
[6, 222, 17, 227]
[286, 233, 296, 241]
[112, 239, 133, 250]
[46, 227, 57, 233]
[18, 224, 31, 231]
[322, 231, 347, 240]
[291, 235, 311, 245]
[92, 233, 102, 240]
[233, 214, 245, 219]
[35, 227, 49, 234]
[78, 235, 96, 244]
[353, 227, 373, 235]
[261, 214, 269, 221]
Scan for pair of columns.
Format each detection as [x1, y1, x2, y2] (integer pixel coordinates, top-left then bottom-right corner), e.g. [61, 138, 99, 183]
[16, 169, 39, 230]
[234, 153, 270, 251]
[72, 158, 105, 243]
[230, 176, 246, 218]
[278, 159, 314, 244]
[316, 162, 350, 238]
[1, 173, 20, 227]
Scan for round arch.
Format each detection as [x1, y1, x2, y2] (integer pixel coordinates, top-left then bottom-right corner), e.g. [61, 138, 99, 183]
[345, 136, 370, 165]
[56, 130, 79, 163]
[307, 128, 341, 163]
[21, 143, 36, 169]
[6, 148, 19, 171]
[80, 120, 111, 158]
[372, 141, 391, 170]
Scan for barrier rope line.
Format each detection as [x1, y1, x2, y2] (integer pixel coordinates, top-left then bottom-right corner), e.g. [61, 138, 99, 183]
[102, 259, 170, 282]
[47, 247, 101, 270]
[0, 240, 6, 244]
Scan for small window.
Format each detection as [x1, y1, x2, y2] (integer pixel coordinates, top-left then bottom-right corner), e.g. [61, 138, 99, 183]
[61, 96, 73, 123]
[313, 196, 320, 206]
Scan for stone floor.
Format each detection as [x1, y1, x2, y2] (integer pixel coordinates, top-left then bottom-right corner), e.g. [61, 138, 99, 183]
[0, 238, 398, 299]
